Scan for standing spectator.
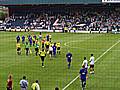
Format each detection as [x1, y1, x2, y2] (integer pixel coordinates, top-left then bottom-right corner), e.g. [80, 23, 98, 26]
[6, 74, 13, 90]
[20, 76, 28, 90]
[31, 80, 40, 90]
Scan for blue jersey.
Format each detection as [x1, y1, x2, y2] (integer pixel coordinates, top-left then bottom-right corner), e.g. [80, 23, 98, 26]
[22, 36, 25, 41]
[16, 35, 20, 40]
[33, 35, 36, 40]
[80, 68, 87, 81]
[66, 53, 72, 62]
[52, 45, 56, 52]
[29, 38, 32, 44]
[46, 35, 49, 41]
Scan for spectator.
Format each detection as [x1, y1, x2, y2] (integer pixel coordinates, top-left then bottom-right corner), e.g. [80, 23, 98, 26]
[20, 76, 28, 90]
[31, 80, 40, 90]
[6, 74, 13, 90]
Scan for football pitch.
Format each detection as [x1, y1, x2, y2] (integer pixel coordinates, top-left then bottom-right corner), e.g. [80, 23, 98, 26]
[0, 32, 120, 90]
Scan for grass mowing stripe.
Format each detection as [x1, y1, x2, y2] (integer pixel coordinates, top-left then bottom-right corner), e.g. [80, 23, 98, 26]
[62, 40, 120, 90]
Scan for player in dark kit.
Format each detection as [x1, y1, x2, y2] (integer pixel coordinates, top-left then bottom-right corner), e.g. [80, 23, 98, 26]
[35, 43, 39, 56]
[16, 43, 21, 55]
[79, 65, 88, 90]
[16, 35, 20, 43]
[66, 51, 72, 69]
[25, 42, 29, 56]
[22, 35, 25, 44]
[52, 43, 57, 57]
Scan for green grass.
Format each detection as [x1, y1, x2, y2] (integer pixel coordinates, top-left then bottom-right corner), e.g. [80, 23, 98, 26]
[0, 32, 120, 90]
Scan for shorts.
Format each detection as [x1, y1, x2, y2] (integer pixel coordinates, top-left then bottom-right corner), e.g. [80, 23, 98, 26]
[81, 79, 86, 88]
[57, 47, 60, 50]
[41, 56, 45, 61]
[35, 48, 39, 52]
[53, 51, 56, 55]
[17, 48, 21, 51]
[49, 51, 52, 55]
[26, 48, 29, 51]
[7, 87, 12, 90]
[67, 59, 71, 62]
[42, 44, 44, 49]
[46, 45, 49, 49]
[33, 41, 35, 44]
[90, 65, 94, 68]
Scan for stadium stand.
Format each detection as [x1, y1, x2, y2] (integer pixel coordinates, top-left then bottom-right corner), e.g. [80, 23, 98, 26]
[0, 3, 119, 33]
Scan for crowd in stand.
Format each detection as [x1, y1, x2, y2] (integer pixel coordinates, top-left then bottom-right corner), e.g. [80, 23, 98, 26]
[1, 7, 120, 32]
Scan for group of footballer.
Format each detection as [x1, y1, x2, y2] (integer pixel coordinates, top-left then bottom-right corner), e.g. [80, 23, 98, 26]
[16, 32, 61, 67]
[79, 54, 95, 90]
[16, 32, 95, 90]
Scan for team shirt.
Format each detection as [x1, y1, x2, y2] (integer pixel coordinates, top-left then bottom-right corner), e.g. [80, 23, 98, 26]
[46, 35, 49, 41]
[49, 34, 51, 39]
[20, 79, 28, 88]
[45, 41, 50, 46]
[16, 43, 21, 48]
[40, 51, 46, 56]
[49, 46, 53, 52]
[36, 83, 40, 90]
[80, 68, 87, 81]
[16, 35, 20, 41]
[31, 82, 40, 90]
[52, 45, 56, 52]
[56, 42, 60, 48]
[89, 56, 95, 65]
[82, 59, 88, 69]
[66, 53, 72, 62]
[22, 36, 25, 41]
[25, 43, 30, 48]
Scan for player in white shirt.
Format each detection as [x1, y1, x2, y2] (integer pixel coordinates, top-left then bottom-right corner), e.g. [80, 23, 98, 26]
[89, 54, 95, 74]
[49, 45, 53, 58]
[35, 80, 40, 90]
[82, 57, 88, 69]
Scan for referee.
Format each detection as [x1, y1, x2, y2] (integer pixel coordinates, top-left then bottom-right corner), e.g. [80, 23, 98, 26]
[39, 49, 46, 67]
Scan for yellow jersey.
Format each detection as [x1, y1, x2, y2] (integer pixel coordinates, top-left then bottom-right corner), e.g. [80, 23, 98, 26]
[56, 42, 60, 47]
[31, 83, 37, 90]
[45, 41, 50, 46]
[40, 51, 46, 56]
[16, 43, 21, 48]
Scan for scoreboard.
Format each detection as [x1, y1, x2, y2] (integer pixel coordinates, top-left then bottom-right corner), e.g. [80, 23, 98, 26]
[102, 0, 120, 3]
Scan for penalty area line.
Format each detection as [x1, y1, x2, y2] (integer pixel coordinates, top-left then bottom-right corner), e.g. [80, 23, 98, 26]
[62, 40, 120, 90]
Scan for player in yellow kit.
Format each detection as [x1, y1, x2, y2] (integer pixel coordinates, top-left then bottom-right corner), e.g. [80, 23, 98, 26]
[16, 43, 21, 55]
[56, 42, 61, 54]
[45, 41, 50, 52]
[39, 49, 46, 67]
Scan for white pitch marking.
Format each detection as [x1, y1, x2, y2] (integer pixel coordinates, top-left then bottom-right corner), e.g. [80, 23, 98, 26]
[62, 40, 120, 90]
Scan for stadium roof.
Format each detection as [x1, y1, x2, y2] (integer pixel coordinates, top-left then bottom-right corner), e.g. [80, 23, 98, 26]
[0, 0, 101, 5]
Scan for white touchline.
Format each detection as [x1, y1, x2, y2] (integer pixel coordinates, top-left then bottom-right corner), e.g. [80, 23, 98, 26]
[62, 40, 120, 90]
